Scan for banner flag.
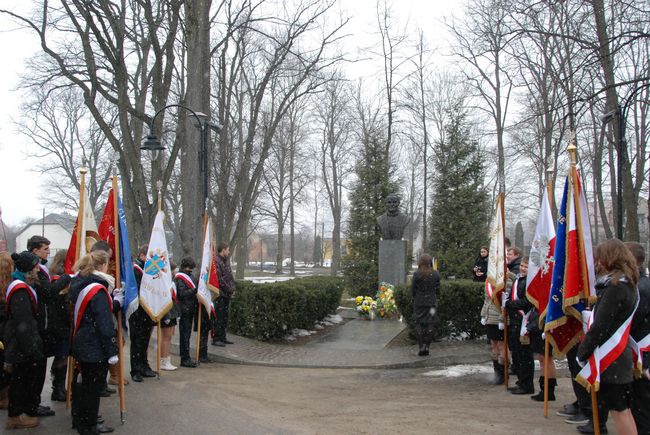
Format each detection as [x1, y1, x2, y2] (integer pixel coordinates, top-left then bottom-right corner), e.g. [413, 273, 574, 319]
[486, 194, 506, 310]
[64, 181, 99, 273]
[139, 210, 173, 322]
[526, 187, 556, 324]
[197, 218, 220, 316]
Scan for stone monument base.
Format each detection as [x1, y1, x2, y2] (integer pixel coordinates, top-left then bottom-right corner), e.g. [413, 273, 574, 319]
[378, 240, 407, 287]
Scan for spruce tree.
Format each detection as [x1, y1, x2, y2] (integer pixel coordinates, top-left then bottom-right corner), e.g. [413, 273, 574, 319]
[429, 106, 489, 278]
[343, 129, 398, 296]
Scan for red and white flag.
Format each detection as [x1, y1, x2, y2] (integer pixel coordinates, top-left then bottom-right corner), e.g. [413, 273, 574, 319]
[64, 182, 99, 273]
[196, 218, 219, 316]
[525, 187, 556, 322]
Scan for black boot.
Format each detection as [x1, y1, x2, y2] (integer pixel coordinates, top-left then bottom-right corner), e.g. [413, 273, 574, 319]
[531, 377, 556, 401]
[489, 361, 504, 385]
[415, 325, 426, 356]
[51, 366, 68, 402]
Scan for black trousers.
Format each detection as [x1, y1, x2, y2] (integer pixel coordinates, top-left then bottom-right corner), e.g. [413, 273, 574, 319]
[213, 296, 231, 342]
[75, 362, 108, 431]
[179, 308, 194, 360]
[8, 359, 45, 417]
[567, 346, 608, 423]
[631, 377, 650, 434]
[507, 318, 522, 375]
[197, 306, 211, 358]
[129, 306, 154, 375]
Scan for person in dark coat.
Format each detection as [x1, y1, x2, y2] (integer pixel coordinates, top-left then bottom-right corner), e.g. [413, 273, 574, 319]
[174, 257, 198, 368]
[412, 254, 440, 356]
[27, 235, 71, 413]
[4, 251, 43, 429]
[212, 243, 235, 348]
[625, 242, 650, 434]
[129, 244, 156, 382]
[69, 250, 118, 435]
[0, 252, 12, 410]
[472, 246, 489, 282]
[504, 257, 535, 395]
[577, 239, 639, 435]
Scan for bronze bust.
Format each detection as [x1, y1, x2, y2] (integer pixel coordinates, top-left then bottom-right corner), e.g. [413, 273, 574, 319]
[376, 194, 410, 240]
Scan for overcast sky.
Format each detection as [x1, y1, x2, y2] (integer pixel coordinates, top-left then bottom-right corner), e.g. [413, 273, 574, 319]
[0, 0, 463, 227]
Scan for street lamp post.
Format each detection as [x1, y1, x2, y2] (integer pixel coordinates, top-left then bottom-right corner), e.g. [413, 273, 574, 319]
[142, 104, 221, 214]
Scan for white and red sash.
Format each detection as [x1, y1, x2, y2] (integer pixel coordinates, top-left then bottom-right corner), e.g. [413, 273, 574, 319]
[38, 264, 51, 281]
[133, 262, 143, 275]
[576, 293, 639, 391]
[511, 277, 525, 317]
[174, 272, 196, 289]
[630, 332, 650, 375]
[73, 283, 112, 337]
[6, 280, 38, 313]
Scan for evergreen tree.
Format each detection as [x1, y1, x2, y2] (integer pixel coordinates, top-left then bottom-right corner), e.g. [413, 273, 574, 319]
[312, 235, 323, 265]
[514, 221, 524, 252]
[342, 129, 398, 296]
[429, 106, 489, 278]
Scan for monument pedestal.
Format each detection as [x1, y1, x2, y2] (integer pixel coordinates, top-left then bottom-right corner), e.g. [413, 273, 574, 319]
[378, 240, 407, 287]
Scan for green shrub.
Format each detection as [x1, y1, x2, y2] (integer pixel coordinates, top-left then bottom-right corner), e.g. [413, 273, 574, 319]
[394, 278, 484, 340]
[229, 276, 345, 341]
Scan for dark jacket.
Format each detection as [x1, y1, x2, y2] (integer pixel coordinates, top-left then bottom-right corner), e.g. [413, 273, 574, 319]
[69, 274, 118, 363]
[216, 255, 235, 299]
[411, 271, 440, 308]
[4, 280, 44, 363]
[133, 258, 144, 290]
[631, 271, 650, 371]
[472, 255, 488, 282]
[506, 274, 531, 323]
[174, 272, 197, 315]
[507, 256, 521, 276]
[34, 265, 71, 335]
[577, 275, 637, 384]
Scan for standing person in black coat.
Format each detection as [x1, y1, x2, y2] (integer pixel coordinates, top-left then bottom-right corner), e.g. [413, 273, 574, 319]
[69, 251, 118, 435]
[625, 242, 650, 434]
[174, 257, 198, 368]
[4, 251, 43, 429]
[27, 235, 71, 414]
[212, 243, 236, 347]
[412, 254, 440, 356]
[472, 246, 489, 282]
[0, 252, 12, 410]
[577, 239, 639, 435]
[129, 245, 156, 382]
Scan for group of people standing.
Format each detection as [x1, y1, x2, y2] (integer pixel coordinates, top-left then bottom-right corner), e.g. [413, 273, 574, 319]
[474, 240, 650, 435]
[0, 235, 236, 434]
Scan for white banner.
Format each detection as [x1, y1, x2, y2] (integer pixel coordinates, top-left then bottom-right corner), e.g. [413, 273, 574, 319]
[139, 210, 173, 322]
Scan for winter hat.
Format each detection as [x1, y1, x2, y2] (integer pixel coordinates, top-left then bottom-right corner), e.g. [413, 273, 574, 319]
[11, 251, 40, 273]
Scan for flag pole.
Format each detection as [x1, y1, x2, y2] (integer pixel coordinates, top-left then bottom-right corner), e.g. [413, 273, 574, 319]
[111, 175, 126, 423]
[67, 167, 88, 409]
[156, 181, 162, 379]
[543, 170, 553, 418]
[500, 192, 509, 389]
[567, 139, 600, 435]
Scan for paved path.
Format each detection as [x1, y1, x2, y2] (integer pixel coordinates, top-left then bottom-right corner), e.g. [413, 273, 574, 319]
[169, 311, 490, 369]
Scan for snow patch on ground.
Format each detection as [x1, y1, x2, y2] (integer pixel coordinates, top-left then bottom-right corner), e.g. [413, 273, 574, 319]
[422, 364, 492, 377]
[291, 328, 316, 337]
[324, 314, 343, 324]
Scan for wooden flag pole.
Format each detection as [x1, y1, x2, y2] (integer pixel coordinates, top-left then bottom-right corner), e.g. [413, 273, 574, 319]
[111, 175, 126, 423]
[543, 336, 550, 417]
[66, 167, 88, 409]
[500, 193, 509, 389]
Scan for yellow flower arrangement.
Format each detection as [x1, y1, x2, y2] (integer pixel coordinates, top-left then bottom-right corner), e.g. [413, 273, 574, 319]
[375, 282, 398, 318]
[355, 295, 377, 319]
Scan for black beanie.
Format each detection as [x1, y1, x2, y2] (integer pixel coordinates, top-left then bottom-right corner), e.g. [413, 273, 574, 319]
[11, 251, 40, 273]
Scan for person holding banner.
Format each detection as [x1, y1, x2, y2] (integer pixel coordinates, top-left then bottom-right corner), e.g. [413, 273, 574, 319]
[212, 243, 235, 347]
[4, 251, 43, 429]
[175, 257, 198, 368]
[69, 251, 118, 435]
[577, 239, 639, 435]
[129, 245, 157, 382]
[625, 242, 650, 434]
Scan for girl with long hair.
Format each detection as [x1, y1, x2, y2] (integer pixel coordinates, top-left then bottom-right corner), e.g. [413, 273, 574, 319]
[412, 254, 440, 356]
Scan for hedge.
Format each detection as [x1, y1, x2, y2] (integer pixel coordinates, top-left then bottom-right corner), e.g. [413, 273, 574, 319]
[394, 278, 485, 340]
[228, 276, 345, 341]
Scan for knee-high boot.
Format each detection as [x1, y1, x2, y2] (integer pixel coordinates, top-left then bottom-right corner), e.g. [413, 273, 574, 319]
[489, 360, 505, 385]
[415, 325, 426, 356]
[531, 377, 556, 401]
[51, 366, 68, 402]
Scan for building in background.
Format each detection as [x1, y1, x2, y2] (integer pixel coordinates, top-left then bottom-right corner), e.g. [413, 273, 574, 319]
[15, 213, 75, 258]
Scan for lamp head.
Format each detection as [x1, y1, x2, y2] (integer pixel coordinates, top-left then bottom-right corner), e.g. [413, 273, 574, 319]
[142, 134, 165, 152]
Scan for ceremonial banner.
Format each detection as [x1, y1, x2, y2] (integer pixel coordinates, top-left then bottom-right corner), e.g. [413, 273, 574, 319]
[98, 188, 140, 327]
[526, 187, 556, 324]
[486, 193, 506, 310]
[197, 218, 219, 316]
[139, 210, 173, 322]
[544, 173, 595, 356]
[64, 179, 100, 273]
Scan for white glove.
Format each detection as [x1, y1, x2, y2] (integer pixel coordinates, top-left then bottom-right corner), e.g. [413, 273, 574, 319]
[112, 287, 124, 307]
[480, 317, 487, 326]
[541, 332, 545, 340]
[645, 368, 650, 381]
[581, 310, 592, 333]
[498, 322, 504, 330]
[108, 355, 119, 365]
[429, 307, 437, 316]
[576, 356, 586, 368]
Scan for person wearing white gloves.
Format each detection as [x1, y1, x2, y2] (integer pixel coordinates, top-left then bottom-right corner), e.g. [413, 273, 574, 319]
[69, 251, 119, 435]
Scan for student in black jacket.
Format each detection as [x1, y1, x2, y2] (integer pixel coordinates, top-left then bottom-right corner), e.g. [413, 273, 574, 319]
[4, 251, 43, 429]
[69, 250, 118, 435]
[174, 257, 198, 368]
[129, 245, 156, 382]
